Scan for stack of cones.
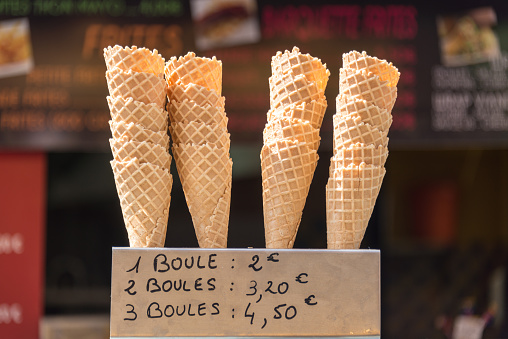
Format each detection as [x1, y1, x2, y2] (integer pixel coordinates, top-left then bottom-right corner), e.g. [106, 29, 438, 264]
[326, 50, 400, 249]
[165, 52, 232, 248]
[104, 45, 172, 248]
[261, 47, 330, 248]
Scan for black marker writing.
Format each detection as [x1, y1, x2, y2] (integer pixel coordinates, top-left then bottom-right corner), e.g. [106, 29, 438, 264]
[305, 295, 317, 306]
[124, 280, 136, 295]
[248, 255, 262, 271]
[147, 302, 162, 318]
[267, 253, 280, 262]
[295, 273, 308, 284]
[246, 280, 257, 296]
[126, 256, 141, 273]
[124, 304, 137, 321]
[153, 254, 169, 272]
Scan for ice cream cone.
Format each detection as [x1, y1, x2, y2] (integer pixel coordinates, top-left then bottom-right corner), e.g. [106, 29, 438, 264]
[111, 158, 172, 247]
[267, 98, 328, 130]
[339, 68, 397, 112]
[261, 139, 318, 249]
[342, 50, 400, 87]
[165, 52, 222, 95]
[109, 138, 172, 171]
[170, 121, 230, 148]
[109, 120, 170, 149]
[202, 190, 231, 248]
[172, 143, 232, 248]
[336, 94, 392, 133]
[106, 68, 166, 107]
[168, 99, 228, 127]
[333, 114, 388, 150]
[167, 83, 224, 109]
[107, 96, 168, 132]
[329, 143, 388, 173]
[104, 45, 164, 75]
[326, 163, 385, 249]
[269, 72, 323, 109]
[263, 117, 320, 152]
[326, 50, 398, 250]
[271, 46, 330, 92]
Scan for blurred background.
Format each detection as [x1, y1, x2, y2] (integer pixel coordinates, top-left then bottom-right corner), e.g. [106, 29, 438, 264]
[1, 0, 508, 338]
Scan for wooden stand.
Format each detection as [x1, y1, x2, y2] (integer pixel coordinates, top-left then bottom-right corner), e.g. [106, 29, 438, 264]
[110, 248, 380, 338]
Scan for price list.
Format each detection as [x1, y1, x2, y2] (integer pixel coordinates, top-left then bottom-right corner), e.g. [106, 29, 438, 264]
[110, 248, 380, 337]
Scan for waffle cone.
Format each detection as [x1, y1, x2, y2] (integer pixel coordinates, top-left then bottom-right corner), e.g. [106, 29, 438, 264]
[109, 138, 172, 171]
[267, 98, 328, 130]
[109, 120, 169, 149]
[168, 99, 227, 127]
[271, 47, 330, 92]
[170, 121, 230, 148]
[104, 45, 164, 75]
[165, 52, 222, 95]
[269, 72, 323, 109]
[339, 68, 397, 112]
[326, 163, 385, 249]
[333, 114, 388, 150]
[329, 143, 388, 173]
[111, 158, 172, 247]
[342, 50, 400, 87]
[167, 83, 224, 109]
[261, 140, 318, 249]
[172, 143, 232, 248]
[336, 94, 392, 133]
[167, 99, 228, 129]
[203, 188, 231, 248]
[106, 68, 166, 107]
[107, 96, 168, 132]
[263, 117, 320, 152]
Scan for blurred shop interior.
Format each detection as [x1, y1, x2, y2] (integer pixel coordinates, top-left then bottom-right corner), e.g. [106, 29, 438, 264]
[1, 0, 508, 338]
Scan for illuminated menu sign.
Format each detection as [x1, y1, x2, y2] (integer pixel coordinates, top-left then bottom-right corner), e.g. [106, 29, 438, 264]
[0, 0, 506, 150]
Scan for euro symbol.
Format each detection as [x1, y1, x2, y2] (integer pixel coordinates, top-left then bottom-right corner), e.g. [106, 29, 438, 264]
[305, 295, 317, 306]
[267, 253, 280, 262]
[295, 273, 308, 284]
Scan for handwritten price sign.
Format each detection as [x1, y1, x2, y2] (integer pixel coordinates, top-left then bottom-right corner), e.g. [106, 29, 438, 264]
[110, 248, 380, 337]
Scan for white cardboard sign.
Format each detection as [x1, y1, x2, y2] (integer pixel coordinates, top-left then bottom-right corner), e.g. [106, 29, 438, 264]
[110, 248, 380, 337]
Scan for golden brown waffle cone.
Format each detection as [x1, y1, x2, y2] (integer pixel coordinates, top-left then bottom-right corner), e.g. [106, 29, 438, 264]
[333, 115, 388, 149]
[269, 72, 323, 109]
[203, 190, 231, 248]
[326, 163, 385, 249]
[339, 68, 397, 112]
[267, 98, 328, 130]
[109, 120, 169, 149]
[170, 121, 230, 148]
[168, 99, 228, 127]
[106, 68, 166, 107]
[342, 50, 400, 87]
[104, 45, 164, 75]
[329, 143, 388, 174]
[263, 117, 320, 152]
[107, 96, 168, 132]
[172, 143, 232, 248]
[167, 83, 225, 109]
[111, 158, 172, 247]
[165, 52, 222, 95]
[109, 138, 172, 171]
[336, 94, 392, 133]
[271, 46, 330, 93]
[261, 139, 318, 249]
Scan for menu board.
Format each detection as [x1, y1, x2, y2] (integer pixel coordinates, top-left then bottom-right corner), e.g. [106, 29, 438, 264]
[0, 0, 507, 150]
[110, 248, 380, 337]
